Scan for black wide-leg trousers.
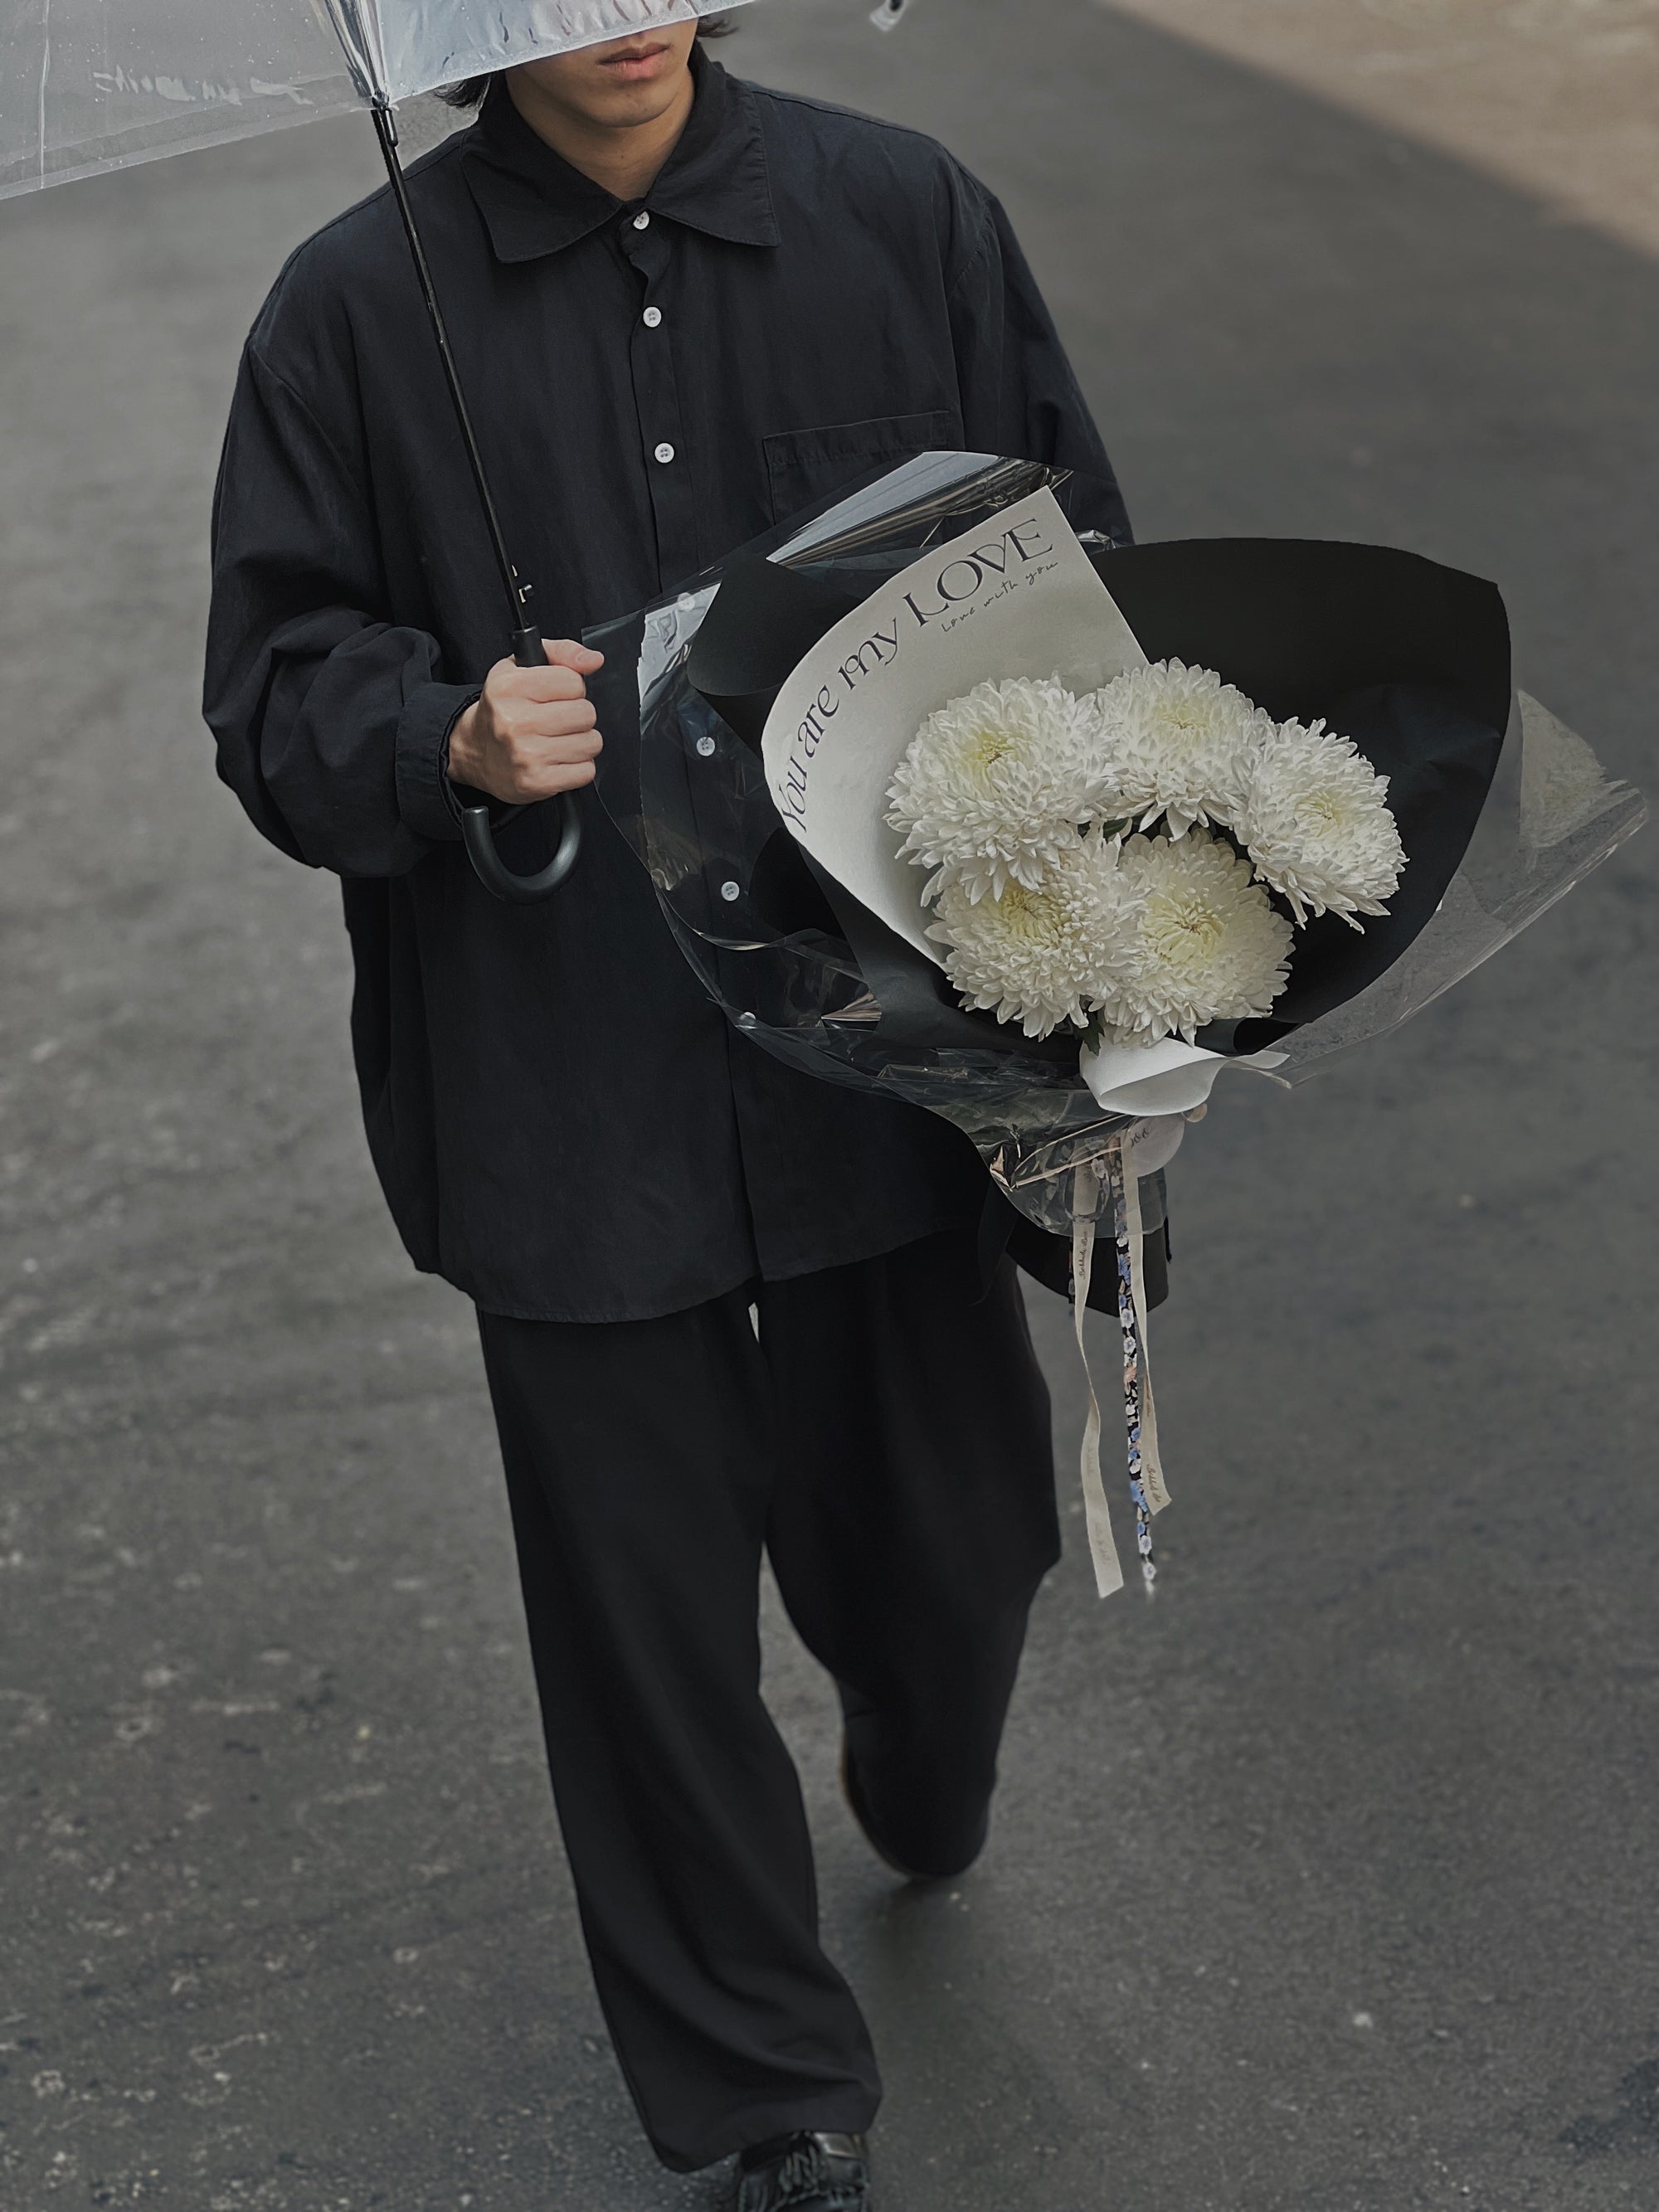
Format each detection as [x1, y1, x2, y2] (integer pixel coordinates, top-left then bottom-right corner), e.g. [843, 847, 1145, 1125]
[476, 1231, 1061, 2174]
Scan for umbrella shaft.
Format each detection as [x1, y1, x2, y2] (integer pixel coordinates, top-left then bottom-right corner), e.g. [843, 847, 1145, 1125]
[371, 105, 532, 642]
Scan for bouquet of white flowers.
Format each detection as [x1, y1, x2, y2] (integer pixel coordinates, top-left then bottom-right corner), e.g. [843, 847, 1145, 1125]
[890, 663, 1405, 1049]
[590, 453, 1643, 1599]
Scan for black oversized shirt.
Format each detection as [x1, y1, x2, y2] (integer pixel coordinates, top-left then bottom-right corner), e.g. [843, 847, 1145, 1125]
[206, 56, 1130, 1321]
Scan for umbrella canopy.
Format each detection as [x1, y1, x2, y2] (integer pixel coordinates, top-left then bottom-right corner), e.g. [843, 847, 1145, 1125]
[1, 0, 757, 199]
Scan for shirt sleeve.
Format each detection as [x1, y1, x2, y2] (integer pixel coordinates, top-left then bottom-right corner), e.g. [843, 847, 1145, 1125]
[203, 341, 478, 878]
[946, 178, 1134, 547]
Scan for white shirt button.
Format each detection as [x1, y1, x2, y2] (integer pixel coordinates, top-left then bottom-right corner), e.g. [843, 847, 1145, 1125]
[737, 1012, 757, 1029]
[643, 307, 663, 328]
[696, 734, 717, 758]
[632, 210, 651, 231]
[654, 441, 676, 464]
[720, 880, 741, 903]
[677, 591, 698, 611]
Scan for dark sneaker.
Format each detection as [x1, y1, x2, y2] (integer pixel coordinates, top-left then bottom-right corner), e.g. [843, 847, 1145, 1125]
[736, 2131, 871, 2211]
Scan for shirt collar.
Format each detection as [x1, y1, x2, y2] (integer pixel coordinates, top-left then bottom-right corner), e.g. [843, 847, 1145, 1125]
[460, 52, 781, 263]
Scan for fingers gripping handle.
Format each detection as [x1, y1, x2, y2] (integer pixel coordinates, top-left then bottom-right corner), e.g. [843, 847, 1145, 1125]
[457, 629, 583, 904]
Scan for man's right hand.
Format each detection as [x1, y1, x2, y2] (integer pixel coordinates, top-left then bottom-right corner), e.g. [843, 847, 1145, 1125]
[446, 639, 606, 805]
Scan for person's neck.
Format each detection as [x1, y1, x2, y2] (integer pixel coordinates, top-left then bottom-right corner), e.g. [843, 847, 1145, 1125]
[506, 67, 697, 204]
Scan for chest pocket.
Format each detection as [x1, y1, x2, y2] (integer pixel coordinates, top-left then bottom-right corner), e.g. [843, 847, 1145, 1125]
[763, 409, 964, 527]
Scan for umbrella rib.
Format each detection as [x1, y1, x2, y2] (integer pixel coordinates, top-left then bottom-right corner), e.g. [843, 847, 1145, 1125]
[36, 0, 51, 187]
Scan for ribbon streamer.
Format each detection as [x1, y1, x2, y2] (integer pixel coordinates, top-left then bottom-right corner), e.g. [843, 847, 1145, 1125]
[1072, 1163, 1125, 1598]
[1070, 1140, 1172, 1599]
[1111, 1141, 1170, 1591]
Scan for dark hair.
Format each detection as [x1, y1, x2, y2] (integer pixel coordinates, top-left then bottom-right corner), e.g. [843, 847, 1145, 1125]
[437, 16, 735, 109]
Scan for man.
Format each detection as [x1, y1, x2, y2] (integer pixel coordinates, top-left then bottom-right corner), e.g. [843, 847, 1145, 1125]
[206, 15, 1129, 2208]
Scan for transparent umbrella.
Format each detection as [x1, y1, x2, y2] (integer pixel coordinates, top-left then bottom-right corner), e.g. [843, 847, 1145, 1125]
[0, 0, 781, 899]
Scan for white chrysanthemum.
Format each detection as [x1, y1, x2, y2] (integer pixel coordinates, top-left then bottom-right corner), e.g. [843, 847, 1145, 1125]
[887, 676, 1104, 903]
[1095, 830, 1293, 1046]
[1086, 659, 1271, 839]
[927, 835, 1137, 1040]
[1236, 717, 1406, 927]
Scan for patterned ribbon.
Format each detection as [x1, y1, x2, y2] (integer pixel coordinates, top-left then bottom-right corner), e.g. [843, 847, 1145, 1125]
[1070, 1138, 1171, 1600]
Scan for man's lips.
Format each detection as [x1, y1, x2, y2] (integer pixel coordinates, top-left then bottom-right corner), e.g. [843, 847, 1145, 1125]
[598, 41, 671, 75]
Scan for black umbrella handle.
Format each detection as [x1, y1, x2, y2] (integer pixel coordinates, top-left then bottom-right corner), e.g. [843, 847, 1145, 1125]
[456, 628, 583, 904]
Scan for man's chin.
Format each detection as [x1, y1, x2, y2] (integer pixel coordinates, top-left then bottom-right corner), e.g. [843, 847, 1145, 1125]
[587, 85, 690, 131]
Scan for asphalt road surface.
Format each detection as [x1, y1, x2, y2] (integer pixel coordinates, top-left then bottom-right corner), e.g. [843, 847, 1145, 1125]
[2, 3, 1655, 2208]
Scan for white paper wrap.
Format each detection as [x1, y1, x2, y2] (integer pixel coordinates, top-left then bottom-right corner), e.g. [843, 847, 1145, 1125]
[761, 487, 1147, 959]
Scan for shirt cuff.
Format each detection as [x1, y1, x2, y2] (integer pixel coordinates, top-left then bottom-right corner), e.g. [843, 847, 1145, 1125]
[395, 682, 480, 844]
